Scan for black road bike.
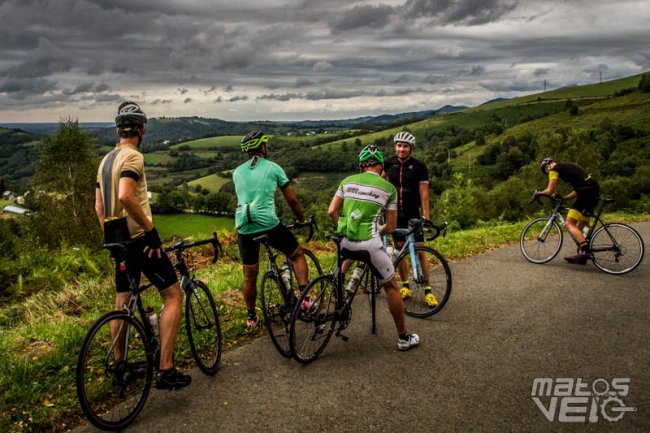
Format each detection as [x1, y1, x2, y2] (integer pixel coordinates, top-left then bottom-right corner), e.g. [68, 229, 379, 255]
[257, 217, 323, 357]
[76, 233, 223, 431]
[521, 193, 645, 275]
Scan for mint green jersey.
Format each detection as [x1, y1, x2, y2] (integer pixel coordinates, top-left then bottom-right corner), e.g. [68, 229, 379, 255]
[335, 171, 397, 241]
[233, 157, 290, 234]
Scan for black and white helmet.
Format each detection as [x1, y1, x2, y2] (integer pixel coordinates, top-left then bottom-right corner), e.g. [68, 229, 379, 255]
[393, 131, 416, 147]
[115, 101, 147, 128]
[540, 157, 554, 174]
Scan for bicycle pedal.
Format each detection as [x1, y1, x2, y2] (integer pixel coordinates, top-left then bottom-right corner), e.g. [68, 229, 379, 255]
[338, 334, 349, 342]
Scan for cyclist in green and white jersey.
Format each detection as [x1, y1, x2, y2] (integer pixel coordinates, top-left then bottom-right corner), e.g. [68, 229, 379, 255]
[233, 131, 309, 330]
[328, 145, 420, 351]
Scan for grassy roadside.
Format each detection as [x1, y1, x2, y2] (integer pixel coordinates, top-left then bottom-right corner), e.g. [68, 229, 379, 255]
[0, 212, 647, 432]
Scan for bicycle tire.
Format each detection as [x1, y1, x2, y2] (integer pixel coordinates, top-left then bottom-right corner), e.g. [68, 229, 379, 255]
[261, 271, 292, 357]
[590, 223, 645, 275]
[520, 217, 564, 264]
[394, 246, 452, 318]
[186, 280, 222, 375]
[290, 274, 338, 364]
[76, 311, 153, 431]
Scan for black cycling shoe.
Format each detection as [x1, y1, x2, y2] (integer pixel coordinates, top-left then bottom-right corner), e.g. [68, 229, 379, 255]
[155, 368, 192, 391]
[564, 254, 589, 265]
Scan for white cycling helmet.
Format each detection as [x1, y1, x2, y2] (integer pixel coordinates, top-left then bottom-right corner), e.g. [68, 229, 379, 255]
[393, 131, 416, 147]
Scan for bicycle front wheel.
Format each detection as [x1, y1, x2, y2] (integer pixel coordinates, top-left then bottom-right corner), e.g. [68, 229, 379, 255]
[590, 223, 645, 275]
[290, 274, 338, 364]
[261, 271, 292, 357]
[394, 246, 452, 318]
[186, 280, 222, 375]
[520, 217, 564, 264]
[76, 311, 153, 431]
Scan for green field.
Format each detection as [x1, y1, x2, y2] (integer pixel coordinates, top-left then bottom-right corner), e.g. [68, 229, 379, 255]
[154, 213, 234, 240]
[171, 135, 241, 149]
[187, 173, 230, 192]
[143, 152, 166, 165]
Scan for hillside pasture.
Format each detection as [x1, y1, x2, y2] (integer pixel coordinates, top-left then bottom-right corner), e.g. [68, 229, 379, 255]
[187, 173, 230, 192]
[155, 213, 234, 240]
[171, 135, 241, 149]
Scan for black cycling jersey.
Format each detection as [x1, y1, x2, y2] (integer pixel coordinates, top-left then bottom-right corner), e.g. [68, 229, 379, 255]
[549, 162, 599, 191]
[384, 156, 429, 218]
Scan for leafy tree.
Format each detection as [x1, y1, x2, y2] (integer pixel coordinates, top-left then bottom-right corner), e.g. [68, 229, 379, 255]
[638, 74, 650, 93]
[28, 120, 101, 249]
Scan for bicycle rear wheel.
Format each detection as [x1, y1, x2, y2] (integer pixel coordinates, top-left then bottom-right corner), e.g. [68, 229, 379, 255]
[261, 271, 292, 357]
[520, 217, 563, 264]
[76, 311, 153, 431]
[394, 246, 452, 318]
[290, 274, 338, 364]
[590, 223, 645, 275]
[186, 280, 222, 375]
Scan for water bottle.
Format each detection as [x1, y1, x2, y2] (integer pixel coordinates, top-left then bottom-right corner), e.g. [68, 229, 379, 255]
[145, 307, 160, 337]
[582, 226, 590, 238]
[345, 266, 364, 295]
[280, 263, 292, 289]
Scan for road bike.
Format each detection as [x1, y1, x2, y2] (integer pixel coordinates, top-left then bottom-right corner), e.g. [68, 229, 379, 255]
[76, 233, 223, 431]
[385, 218, 452, 318]
[257, 217, 323, 358]
[289, 234, 382, 364]
[520, 193, 645, 275]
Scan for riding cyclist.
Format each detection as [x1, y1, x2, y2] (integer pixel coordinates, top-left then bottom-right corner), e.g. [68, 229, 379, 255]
[95, 101, 191, 390]
[328, 145, 420, 351]
[383, 131, 436, 307]
[538, 158, 600, 264]
[233, 131, 310, 330]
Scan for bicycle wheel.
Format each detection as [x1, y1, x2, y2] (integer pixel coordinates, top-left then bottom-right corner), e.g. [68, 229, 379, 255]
[261, 271, 292, 357]
[394, 246, 452, 318]
[290, 274, 338, 364]
[590, 223, 645, 275]
[186, 280, 222, 375]
[520, 217, 564, 264]
[76, 311, 153, 431]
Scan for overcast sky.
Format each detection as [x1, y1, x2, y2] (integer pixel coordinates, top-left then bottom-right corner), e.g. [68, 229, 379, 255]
[0, 0, 648, 122]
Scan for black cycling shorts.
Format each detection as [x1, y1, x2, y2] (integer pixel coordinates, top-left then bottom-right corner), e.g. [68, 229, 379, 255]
[571, 187, 600, 218]
[238, 223, 300, 266]
[113, 236, 178, 293]
[392, 213, 424, 245]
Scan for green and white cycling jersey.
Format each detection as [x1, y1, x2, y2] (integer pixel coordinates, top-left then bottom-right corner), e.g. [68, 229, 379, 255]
[233, 157, 290, 235]
[335, 171, 397, 241]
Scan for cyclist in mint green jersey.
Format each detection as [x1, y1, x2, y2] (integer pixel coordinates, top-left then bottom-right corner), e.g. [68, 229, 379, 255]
[328, 145, 420, 351]
[233, 131, 309, 330]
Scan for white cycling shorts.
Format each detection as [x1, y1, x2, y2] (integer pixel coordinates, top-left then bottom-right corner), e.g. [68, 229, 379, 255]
[340, 236, 395, 285]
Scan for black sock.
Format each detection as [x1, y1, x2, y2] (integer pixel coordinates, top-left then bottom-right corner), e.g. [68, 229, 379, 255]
[247, 310, 256, 319]
[399, 333, 408, 340]
[159, 368, 173, 374]
[298, 284, 306, 292]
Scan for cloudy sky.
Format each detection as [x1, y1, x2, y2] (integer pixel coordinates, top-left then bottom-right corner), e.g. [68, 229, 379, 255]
[0, 0, 649, 122]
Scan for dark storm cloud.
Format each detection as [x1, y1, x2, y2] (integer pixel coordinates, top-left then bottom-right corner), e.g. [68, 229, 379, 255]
[330, 4, 394, 32]
[0, 0, 647, 121]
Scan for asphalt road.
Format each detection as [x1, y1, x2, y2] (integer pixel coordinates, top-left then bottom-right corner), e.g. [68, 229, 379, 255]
[75, 222, 649, 433]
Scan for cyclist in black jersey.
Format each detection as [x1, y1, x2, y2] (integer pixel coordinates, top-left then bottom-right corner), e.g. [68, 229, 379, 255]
[538, 158, 600, 264]
[383, 132, 436, 307]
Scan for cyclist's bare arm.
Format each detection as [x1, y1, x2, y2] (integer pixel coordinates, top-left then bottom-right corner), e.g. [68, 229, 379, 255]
[95, 187, 105, 229]
[540, 178, 558, 196]
[327, 195, 343, 226]
[380, 209, 397, 235]
[281, 185, 305, 222]
[419, 182, 430, 220]
[563, 190, 577, 201]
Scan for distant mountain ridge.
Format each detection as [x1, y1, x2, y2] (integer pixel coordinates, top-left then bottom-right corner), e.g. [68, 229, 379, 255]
[0, 105, 466, 142]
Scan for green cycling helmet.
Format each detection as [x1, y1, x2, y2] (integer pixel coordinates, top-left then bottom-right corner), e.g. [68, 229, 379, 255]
[358, 145, 384, 168]
[241, 131, 269, 153]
